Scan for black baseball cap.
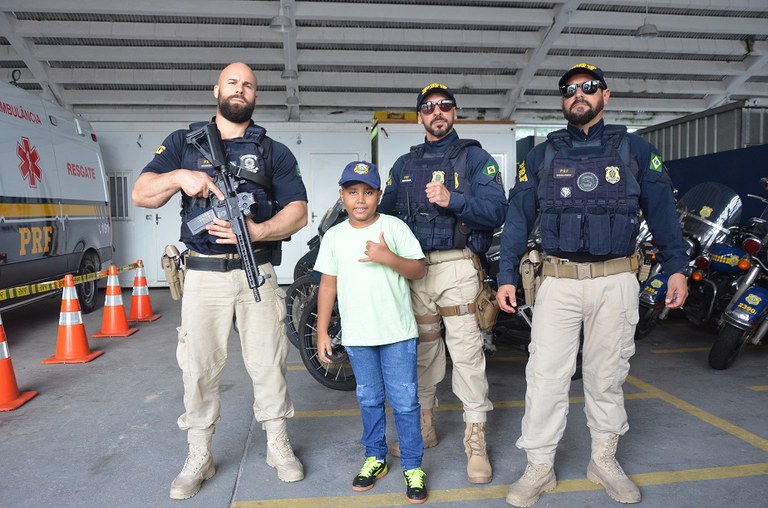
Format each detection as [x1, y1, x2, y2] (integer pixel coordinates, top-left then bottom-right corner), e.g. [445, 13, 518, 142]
[338, 161, 381, 189]
[558, 63, 608, 89]
[416, 82, 457, 111]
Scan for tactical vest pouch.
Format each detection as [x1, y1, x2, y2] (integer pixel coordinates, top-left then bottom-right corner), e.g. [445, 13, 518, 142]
[411, 214, 435, 251]
[161, 245, 185, 300]
[558, 210, 582, 252]
[433, 215, 456, 250]
[586, 208, 611, 255]
[610, 214, 635, 255]
[540, 211, 560, 251]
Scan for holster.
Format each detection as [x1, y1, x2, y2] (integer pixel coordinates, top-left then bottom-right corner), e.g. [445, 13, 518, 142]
[471, 255, 500, 331]
[161, 245, 185, 300]
[520, 248, 542, 307]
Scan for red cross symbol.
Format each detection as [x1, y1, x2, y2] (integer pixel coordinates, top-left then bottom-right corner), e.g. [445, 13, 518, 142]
[17, 137, 42, 188]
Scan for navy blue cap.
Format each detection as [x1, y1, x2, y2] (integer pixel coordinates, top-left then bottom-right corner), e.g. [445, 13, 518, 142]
[416, 82, 457, 111]
[338, 161, 381, 189]
[558, 63, 608, 89]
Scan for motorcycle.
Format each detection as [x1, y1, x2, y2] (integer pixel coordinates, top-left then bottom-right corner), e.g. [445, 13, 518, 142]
[636, 182, 743, 338]
[709, 178, 768, 370]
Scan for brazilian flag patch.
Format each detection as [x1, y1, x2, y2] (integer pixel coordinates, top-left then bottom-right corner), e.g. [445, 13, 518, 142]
[650, 153, 663, 172]
[295, 163, 302, 177]
[483, 160, 498, 177]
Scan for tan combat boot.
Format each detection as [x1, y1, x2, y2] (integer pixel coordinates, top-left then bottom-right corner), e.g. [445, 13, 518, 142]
[505, 462, 556, 507]
[587, 434, 641, 504]
[169, 444, 215, 500]
[464, 422, 492, 483]
[264, 419, 304, 482]
[391, 408, 438, 457]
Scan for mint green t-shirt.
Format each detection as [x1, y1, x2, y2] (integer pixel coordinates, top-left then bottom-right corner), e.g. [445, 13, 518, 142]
[314, 213, 424, 346]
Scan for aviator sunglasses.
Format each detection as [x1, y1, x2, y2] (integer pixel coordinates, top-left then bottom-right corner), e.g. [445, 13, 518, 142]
[419, 99, 455, 115]
[559, 80, 603, 98]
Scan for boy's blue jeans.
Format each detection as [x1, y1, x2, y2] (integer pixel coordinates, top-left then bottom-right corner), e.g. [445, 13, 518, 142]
[346, 338, 423, 471]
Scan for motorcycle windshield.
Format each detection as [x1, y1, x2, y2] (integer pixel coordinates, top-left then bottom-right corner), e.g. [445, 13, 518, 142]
[676, 182, 742, 251]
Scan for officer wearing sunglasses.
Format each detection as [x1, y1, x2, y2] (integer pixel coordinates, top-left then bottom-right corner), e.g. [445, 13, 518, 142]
[496, 63, 689, 507]
[379, 82, 507, 485]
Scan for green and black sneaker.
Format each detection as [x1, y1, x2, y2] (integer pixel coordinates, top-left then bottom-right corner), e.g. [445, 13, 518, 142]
[403, 467, 427, 504]
[352, 457, 388, 492]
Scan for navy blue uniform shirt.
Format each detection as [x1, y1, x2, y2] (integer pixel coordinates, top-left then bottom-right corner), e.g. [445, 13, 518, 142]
[141, 121, 307, 254]
[379, 130, 508, 230]
[497, 119, 688, 287]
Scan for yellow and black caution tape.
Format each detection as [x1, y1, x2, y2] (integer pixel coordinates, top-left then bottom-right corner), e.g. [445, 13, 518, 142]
[0, 261, 142, 303]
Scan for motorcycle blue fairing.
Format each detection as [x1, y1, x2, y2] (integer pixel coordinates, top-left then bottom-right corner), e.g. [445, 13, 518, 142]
[709, 243, 747, 273]
[639, 273, 669, 305]
[723, 285, 768, 327]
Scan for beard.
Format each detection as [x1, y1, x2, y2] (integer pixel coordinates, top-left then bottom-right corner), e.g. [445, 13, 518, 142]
[562, 96, 604, 126]
[424, 114, 454, 139]
[218, 95, 255, 123]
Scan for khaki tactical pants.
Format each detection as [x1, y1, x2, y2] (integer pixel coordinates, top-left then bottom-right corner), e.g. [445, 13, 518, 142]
[176, 263, 294, 447]
[517, 272, 639, 465]
[410, 250, 493, 423]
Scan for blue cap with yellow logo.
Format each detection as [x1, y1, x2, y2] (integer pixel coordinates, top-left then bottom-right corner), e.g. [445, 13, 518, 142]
[339, 161, 381, 189]
[558, 63, 608, 89]
[416, 82, 457, 111]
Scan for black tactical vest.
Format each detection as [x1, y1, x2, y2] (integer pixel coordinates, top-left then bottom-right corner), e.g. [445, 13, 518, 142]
[393, 138, 487, 252]
[537, 125, 641, 257]
[180, 121, 277, 254]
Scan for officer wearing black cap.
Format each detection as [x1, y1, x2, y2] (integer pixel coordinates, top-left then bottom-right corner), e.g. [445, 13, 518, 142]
[496, 63, 689, 507]
[379, 82, 507, 484]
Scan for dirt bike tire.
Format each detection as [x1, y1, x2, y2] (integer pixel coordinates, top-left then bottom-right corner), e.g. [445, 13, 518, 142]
[293, 250, 318, 281]
[284, 274, 319, 349]
[708, 324, 749, 370]
[297, 292, 356, 391]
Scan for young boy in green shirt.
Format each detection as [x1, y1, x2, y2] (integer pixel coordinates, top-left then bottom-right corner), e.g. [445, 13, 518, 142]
[314, 161, 428, 504]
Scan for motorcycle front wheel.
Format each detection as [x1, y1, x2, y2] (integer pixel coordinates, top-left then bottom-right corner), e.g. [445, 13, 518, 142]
[634, 303, 664, 340]
[293, 249, 318, 280]
[284, 274, 319, 348]
[708, 324, 749, 370]
[297, 293, 356, 391]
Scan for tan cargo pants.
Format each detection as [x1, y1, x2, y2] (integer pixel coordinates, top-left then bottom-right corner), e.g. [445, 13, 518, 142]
[176, 263, 294, 447]
[410, 250, 493, 424]
[517, 272, 639, 465]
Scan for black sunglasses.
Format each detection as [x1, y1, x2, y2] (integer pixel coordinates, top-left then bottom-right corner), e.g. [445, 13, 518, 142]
[419, 99, 455, 115]
[559, 80, 603, 98]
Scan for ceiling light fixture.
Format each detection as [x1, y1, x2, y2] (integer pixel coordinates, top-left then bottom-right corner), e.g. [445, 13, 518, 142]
[285, 95, 300, 106]
[635, 0, 659, 39]
[281, 69, 299, 80]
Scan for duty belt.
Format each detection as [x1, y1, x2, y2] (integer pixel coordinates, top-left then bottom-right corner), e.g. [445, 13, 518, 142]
[541, 255, 639, 280]
[424, 248, 472, 265]
[185, 249, 272, 272]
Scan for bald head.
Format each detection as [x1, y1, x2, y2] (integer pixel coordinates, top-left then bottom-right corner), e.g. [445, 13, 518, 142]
[214, 62, 257, 124]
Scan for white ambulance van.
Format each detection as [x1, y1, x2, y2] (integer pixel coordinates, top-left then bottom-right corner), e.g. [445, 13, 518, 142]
[0, 82, 112, 313]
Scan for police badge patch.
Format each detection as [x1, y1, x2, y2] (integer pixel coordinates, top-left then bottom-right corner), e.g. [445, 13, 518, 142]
[432, 171, 445, 183]
[576, 172, 599, 192]
[240, 154, 259, 173]
[353, 163, 370, 174]
[605, 166, 620, 184]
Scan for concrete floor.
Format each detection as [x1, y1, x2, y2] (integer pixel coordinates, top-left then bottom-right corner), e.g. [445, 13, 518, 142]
[1, 288, 767, 508]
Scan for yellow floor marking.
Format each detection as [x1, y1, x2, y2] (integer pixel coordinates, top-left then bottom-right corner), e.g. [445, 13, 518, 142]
[627, 375, 768, 453]
[748, 385, 768, 392]
[293, 392, 657, 419]
[233, 463, 768, 508]
[651, 347, 710, 354]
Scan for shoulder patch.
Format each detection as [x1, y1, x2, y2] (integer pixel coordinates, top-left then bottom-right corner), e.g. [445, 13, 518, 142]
[294, 163, 302, 177]
[517, 161, 528, 183]
[386, 172, 393, 186]
[155, 145, 166, 155]
[483, 160, 498, 177]
[650, 153, 663, 172]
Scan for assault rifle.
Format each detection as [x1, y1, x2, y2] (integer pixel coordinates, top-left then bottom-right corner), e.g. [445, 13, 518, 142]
[185, 122, 270, 302]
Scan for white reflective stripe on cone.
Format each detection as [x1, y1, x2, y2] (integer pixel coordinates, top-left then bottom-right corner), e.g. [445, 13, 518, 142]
[107, 275, 119, 285]
[59, 311, 83, 325]
[63, 286, 78, 300]
[0, 341, 9, 360]
[132, 286, 149, 295]
[105, 294, 123, 306]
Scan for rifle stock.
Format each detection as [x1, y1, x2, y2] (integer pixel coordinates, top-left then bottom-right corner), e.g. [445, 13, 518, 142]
[186, 123, 270, 302]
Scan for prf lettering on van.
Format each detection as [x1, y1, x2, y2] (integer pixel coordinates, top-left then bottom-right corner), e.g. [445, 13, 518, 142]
[19, 226, 53, 255]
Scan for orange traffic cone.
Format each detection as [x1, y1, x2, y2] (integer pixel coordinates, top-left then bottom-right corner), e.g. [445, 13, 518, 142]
[93, 265, 138, 338]
[42, 274, 103, 364]
[128, 260, 161, 322]
[0, 314, 38, 411]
